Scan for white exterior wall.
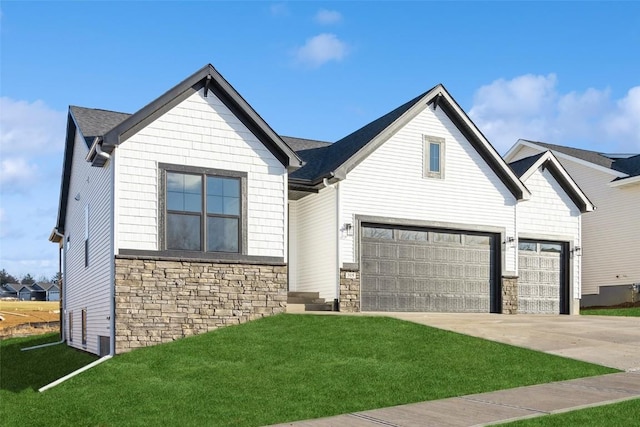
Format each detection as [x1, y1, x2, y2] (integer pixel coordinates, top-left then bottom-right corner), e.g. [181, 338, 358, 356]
[289, 187, 337, 300]
[516, 168, 582, 299]
[340, 105, 518, 273]
[64, 130, 113, 355]
[114, 89, 287, 258]
[509, 146, 640, 295]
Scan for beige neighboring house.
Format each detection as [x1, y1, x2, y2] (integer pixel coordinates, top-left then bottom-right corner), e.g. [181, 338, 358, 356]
[505, 139, 640, 307]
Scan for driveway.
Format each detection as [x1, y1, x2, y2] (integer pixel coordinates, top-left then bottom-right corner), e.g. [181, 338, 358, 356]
[377, 313, 640, 371]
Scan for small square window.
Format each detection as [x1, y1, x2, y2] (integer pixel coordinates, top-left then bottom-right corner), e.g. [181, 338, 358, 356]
[424, 136, 445, 179]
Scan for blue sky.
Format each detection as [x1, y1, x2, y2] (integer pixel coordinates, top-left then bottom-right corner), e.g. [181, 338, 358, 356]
[1, 1, 639, 280]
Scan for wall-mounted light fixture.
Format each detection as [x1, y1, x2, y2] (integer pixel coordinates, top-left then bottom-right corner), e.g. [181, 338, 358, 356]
[342, 223, 353, 237]
[571, 246, 582, 257]
[74, 193, 81, 201]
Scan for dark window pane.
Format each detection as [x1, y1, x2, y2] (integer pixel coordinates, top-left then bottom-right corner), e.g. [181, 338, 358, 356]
[206, 176, 240, 215]
[541, 243, 562, 253]
[362, 227, 393, 240]
[167, 213, 201, 250]
[223, 197, 240, 215]
[207, 217, 239, 252]
[222, 178, 239, 196]
[466, 235, 491, 246]
[432, 232, 460, 244]
[207, 195, 224, 214]
[398, 229, 429, 241]
[167, 173, 201, 212]
[429, 142, 440, 172]
[519, 242, 537, 251]
[207, 177, 224, 196]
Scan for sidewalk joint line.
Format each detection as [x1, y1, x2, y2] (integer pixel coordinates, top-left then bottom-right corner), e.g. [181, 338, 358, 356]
[349, 413, 402, 426]
[461, 396, 549, 415]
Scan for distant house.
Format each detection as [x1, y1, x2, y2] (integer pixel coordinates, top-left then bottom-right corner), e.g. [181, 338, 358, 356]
[505, 140, 640, 307]
[0, 283, 19, 299]
[50, 64, 593, 357]
[18, 285, 35, 301]
[32, 282, 60, 301]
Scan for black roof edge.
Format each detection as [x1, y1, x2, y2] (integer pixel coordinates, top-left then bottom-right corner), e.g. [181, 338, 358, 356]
[101, 64, 302, 170]
[437, 95, 524, 200]
[53, 111, 79, 237]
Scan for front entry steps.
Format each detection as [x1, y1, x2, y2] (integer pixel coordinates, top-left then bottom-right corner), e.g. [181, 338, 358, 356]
[287, 292, 335, 312]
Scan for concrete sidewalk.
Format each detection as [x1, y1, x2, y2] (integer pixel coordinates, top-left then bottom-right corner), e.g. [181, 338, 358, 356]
[269, 372, 640, 427]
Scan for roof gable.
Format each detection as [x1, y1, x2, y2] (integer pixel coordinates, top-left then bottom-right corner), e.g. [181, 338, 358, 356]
[289, 85, 530, 201]
[508, 140, 640, 179]
[509, 151, 595, 213]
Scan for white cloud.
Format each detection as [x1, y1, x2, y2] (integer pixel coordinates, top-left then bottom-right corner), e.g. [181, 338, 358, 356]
[269, 3, 289, 17]
[0, 97, 66, 155]
[315, 9, 342, 25]
[0, 156, 39, 190]
[293, 33, 349, 68]
[469, 75, 640, 153]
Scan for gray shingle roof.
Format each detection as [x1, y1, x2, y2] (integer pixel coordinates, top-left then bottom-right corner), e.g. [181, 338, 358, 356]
[69, 106, 131, 148]
[524, 140, 640, 177]
[293, 90, 430, 183]
[508, 153, 545, 178]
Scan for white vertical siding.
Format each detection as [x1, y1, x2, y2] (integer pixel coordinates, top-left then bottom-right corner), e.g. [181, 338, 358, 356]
[291, 187, 337, 300]
[64, 130, 113, 355]
[114, 89, 287, 258]
[288, 201, 298, 290]
[339, 105, 518, 273]
[516, 168, 582, 298]
[509, 146, 640, 295]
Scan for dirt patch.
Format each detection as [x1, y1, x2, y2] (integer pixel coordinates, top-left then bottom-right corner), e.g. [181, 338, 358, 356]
[0, 301, 61, 338]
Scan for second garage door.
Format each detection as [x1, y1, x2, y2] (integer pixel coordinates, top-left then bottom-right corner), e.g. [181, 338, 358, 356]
[518, 240, 569, 314]
[361, 224, 498, 313]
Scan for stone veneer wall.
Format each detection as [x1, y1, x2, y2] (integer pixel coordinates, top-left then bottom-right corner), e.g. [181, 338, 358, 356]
[502, 276, 518, 314]
[114, 256, 287, 353]
[339, 268, 360, 312]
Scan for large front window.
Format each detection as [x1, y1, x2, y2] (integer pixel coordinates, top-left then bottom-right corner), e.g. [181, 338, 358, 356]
[165, 168, 243, 253]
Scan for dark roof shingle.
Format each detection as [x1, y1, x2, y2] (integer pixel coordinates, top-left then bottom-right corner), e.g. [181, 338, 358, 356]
[70, 106, 131, 148]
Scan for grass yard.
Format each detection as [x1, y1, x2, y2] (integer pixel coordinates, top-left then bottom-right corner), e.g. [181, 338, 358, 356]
[0, 314, 617, 427]
[581, 307, 640, 317]
[504, 398, 640, 426]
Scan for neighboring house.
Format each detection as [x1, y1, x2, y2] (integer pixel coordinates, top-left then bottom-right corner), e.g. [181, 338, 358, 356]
[505, 140, 640, 307]
[18, 285, 35, 301]
[51, 64, 592, 356]
[32, 282, 60, 301]
[0, 283, 19, 299]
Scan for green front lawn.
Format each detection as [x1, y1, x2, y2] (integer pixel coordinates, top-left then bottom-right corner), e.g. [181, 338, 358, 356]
[582, 307, 640, 317]
[0, 314, 617, 427]
[505, 398, 640, 426]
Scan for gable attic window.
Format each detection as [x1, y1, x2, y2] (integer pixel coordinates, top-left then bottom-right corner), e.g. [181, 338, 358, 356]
[161, 164, 247, 255]
[424, 136, 445, 179]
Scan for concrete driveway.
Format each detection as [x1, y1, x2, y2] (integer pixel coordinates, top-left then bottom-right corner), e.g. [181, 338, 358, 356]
[378, 313, 640, 371]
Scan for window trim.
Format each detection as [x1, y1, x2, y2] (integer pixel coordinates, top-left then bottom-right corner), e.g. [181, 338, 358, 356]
[81, 308, 87, 346]
[159, 163, 248, 257]
[423, 136, 445, 179]
[68, 311, 73, 342]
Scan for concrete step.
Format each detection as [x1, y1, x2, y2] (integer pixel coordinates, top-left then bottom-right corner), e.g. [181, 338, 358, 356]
[286, 303, 306, 313]
[287, 291, 320, 299]
[287, 296, 326, 304]
[304, 303, 334, 312]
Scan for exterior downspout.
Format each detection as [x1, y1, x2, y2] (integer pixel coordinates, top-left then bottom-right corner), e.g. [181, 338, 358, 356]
[39, 355, 113, 392]
[109, 148, 116, 356]
[322, 177, 341, 310]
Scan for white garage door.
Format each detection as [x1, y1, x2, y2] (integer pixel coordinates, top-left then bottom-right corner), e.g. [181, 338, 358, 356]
[361, 224, 498, 313]
[518, 240, 568, 314]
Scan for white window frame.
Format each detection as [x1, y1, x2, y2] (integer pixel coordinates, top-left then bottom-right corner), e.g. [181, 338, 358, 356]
[423, 136, 445, 179]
